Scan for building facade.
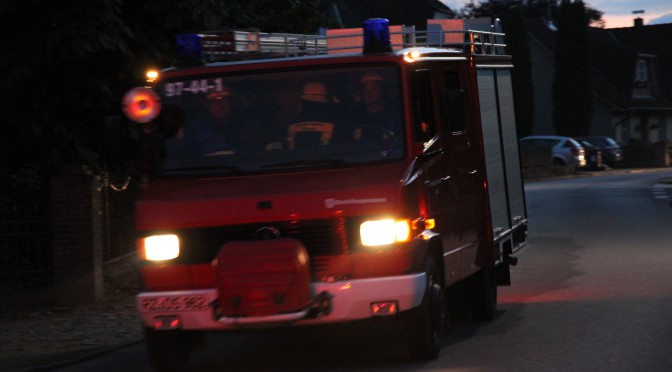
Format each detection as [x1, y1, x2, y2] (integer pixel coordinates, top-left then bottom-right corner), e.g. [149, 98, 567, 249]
[527, 18, 672, 145]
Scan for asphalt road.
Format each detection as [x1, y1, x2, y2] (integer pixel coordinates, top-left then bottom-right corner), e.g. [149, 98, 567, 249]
[58, 168, 672, 371]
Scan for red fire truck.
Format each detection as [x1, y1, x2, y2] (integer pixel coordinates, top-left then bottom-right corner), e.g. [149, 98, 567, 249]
[123, 18, 526, 370]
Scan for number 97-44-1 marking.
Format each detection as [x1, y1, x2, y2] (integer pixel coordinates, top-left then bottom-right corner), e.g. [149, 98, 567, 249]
[164, 78, 223, 97]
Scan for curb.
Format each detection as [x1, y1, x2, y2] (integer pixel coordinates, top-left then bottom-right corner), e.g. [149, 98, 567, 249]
[26, 339, 143, 371]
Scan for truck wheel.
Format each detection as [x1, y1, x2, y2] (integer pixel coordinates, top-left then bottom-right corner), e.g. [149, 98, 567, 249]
[403, 258, 446, 360]
[144, 328, 195, 372]
[466, 267, 497, 321]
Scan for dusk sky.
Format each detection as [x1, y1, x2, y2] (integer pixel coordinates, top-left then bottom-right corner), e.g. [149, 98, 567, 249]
[441, 0, 672, 28]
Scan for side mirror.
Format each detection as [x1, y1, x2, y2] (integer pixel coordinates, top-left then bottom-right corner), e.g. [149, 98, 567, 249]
[156, 104, 185, 138]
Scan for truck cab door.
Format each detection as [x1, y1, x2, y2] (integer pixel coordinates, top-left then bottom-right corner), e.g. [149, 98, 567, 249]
[411, 66, 461, 283]
[411, 64, 485, 284]
[442, 67, 486, 273]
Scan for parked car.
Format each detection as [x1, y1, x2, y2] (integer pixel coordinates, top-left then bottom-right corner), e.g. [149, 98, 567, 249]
[519, 135, 587, 168]
[575, 136, 623, 167]
[576, 140, 603, 170]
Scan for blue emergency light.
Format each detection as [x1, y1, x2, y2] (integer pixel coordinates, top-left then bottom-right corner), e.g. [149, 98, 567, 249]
[363, 18, 392, 54]
[176, 33, 204, 67]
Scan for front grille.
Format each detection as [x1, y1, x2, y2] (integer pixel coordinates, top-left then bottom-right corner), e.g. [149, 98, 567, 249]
[176, 218, 353, 264]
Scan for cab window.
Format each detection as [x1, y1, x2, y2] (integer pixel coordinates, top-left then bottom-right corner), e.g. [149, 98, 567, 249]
[411, 68, 436, 143]
[443, 70, 465, 133]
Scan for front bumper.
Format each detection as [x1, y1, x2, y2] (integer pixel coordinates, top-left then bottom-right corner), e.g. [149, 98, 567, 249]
[136, 273, 426, 330]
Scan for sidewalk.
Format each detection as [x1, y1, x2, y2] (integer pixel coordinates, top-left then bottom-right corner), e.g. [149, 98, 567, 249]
[1, 258, 143, 371]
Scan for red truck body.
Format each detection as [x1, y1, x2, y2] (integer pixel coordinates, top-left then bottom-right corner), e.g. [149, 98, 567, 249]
[125, 18, 527, 369]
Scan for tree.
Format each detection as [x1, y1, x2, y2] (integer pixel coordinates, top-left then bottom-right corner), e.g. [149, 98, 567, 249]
[505, 8, 535, 137]
[0, 0, 331, 171]
[0, 1, 127, 168]
[0, 0, 333, 207]
[0, 0, 129, 207]
[219, 0, 331, 33]
[0, 0, 223, 209]
[457, 1, 536, 137]
[552, 0, 592, 136]
[459, 0, 553, 20]
[0, 0, 222, 171]
[459, 1, 603, 28]
[457, 0, 602, 137]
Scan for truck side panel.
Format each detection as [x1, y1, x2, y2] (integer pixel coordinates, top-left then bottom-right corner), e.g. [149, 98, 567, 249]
[477, 69, 510, 237]
[477, 68, 526, 251]
[495, 68, 526, 232]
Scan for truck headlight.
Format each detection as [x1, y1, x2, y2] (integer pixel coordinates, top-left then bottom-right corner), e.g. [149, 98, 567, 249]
[360, 218, 411, 247]
[140, 234, 180, 261]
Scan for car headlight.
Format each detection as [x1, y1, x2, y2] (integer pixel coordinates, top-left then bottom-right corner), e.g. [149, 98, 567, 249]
[139, 234, 180, 261]
[360, 218, 411, 247]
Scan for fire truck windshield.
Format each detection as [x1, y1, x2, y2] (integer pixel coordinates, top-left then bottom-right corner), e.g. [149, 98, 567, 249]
[155, 65, 405, 176]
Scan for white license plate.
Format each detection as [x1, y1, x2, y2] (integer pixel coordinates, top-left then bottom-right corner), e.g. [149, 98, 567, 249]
[140, 295, 210, 312]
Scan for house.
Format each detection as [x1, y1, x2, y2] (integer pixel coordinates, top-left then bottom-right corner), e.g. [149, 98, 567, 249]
[608, 22, 672, 144]
[526, 17, 672, 146]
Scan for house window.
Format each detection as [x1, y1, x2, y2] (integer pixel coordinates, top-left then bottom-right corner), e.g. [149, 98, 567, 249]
[648, 117, 660, 143]
[630, 118, 641, 140]
[633, 58, 654, 98]
[635, 60, 648, 84]
[614, 122, 624, 143]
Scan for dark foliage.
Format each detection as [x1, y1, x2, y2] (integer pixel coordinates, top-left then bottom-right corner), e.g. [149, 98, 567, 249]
[459, 0, 602, 137]
[219, 0, 332, 33]
[457, 1, 537, 137]
[459, 0, 603, 28]
[552, 0, 592, 137]
[0, 0, 327, 208]
[504, 9, 535, 137]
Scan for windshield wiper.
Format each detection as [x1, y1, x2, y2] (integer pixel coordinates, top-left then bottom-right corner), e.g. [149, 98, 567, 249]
[264, 158, 345, 169]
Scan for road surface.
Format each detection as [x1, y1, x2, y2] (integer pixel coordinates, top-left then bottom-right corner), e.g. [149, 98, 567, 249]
[59, 168, 672, 371]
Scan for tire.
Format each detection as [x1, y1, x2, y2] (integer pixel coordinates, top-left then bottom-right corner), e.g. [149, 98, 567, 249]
[466, 267, 498, 321]
[403, 258, 447, 360]
[144, 328, 195, 372]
